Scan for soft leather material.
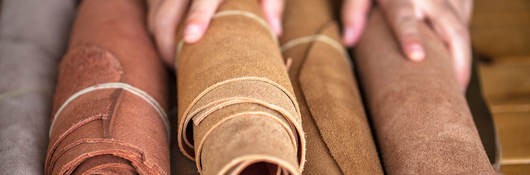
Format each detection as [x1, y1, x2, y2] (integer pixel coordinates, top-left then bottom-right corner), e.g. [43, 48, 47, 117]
[174, 0, 305, 174]
[355, 9, 495, 174]
[45, 0, 170, 174]
[280, 0, 383, 174]
[0, 0, 75, 174]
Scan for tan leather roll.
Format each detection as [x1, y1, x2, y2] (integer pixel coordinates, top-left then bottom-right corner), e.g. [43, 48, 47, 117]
[45, 0, 170, 174]
[355, 9, 495, 174]
[175, 0, 305, 174]
[279, 0, 383, 174]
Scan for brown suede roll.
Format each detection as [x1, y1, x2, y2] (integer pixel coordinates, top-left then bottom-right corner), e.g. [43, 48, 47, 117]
[279, 0, 383, 174]
[45, 0, 170, 174]
[355, 9, 495, 174]
[175, 0, 305, 174]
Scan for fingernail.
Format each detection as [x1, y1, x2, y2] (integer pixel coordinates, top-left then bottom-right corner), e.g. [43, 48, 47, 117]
[271, 17, 282, 35]
[408, 44, 425, 61]
[184, 24, 201, 43]
[343, 27, 355, 46]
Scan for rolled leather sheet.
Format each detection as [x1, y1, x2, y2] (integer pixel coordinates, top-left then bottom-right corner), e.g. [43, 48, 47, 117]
[0, 0, 75, 174]
[355, 9, 495, 174]
[175, 0, 305, 174]
[45, 0, 170, 174]
[279, 0, 383, 174]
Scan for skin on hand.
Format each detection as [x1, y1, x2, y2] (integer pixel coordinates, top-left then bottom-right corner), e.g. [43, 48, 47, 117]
[148, 0, 284, 68]
[342, 0, 473, 90]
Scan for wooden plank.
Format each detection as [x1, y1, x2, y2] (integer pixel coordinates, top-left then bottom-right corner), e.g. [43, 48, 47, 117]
[493, 112, 530, 165]
[471, 0, 530, 58]
[478, 56, 530, 114]
[500, 164, 530, 175]
[473, 1, 530, 169]
[478, 55, 530, 172]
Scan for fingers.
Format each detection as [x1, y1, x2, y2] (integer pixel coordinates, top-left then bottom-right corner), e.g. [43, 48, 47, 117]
[447, 0, 473, 24]
[379, 0, 425, 61]
[261, 0, 285, 36]
[147, 0, 162, 33]
[428, 6, 472, 89]
[341, 0, 371, 46]
[150, 0, 188, 66]
[183, 0, 223, 43]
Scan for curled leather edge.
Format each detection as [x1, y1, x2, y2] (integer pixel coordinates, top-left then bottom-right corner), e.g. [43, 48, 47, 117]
[46, 45, 169, 175]
[176, 77, 306, 172]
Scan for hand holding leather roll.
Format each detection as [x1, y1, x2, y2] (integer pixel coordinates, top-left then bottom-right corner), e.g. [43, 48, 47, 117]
[175, 0, 305, 174]
[45, 0, 170, 174]
[355, 9, 495, 174]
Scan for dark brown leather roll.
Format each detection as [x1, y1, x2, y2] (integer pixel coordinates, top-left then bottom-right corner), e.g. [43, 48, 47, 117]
[174, 0, 305, 174]
[45, 0, 170, 174]
[355, 9, 495, 174]
[280, 0, 383, 174]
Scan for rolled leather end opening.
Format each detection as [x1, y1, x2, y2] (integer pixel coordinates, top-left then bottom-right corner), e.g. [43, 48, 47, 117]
[199, 115, 300, 175]
[179, 79, 304, 175]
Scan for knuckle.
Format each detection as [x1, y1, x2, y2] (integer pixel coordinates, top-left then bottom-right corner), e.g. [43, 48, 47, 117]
[396, 14, 415, 26]
[453, 25, 469, 41]
[386, 0, 412, 9]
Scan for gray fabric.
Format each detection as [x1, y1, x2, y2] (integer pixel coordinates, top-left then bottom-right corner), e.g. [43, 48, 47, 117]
[0, 0, 76, 174]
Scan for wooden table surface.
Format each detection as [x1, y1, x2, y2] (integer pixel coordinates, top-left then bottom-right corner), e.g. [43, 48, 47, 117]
[471, 0, 530, 173]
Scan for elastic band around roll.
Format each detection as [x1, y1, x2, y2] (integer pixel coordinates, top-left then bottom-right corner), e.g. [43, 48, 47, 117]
[281, 34, 353, 66]
[213, 10, 277, 43]
[49, 82, 169, 138]
[281, 34, 346, 56]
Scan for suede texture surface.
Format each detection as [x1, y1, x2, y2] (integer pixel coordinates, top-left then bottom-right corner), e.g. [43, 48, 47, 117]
[355, 9, 495, 174]
[280, 0, 383, 174]
[174, 0, 305, 174]
[45, 0, 170, 174]
[0, 0, 76, 174]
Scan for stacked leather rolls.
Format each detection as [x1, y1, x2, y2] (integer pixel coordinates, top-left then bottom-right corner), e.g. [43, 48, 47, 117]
[279, 0, 383, 174]
[175, 0, 305, 174]
[45, 0, 170, 174]
[355, 9, 495, 174]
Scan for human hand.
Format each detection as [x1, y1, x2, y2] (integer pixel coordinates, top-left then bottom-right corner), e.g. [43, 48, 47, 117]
[147, 0, 284, 67]
[342, 0, 473, 89]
